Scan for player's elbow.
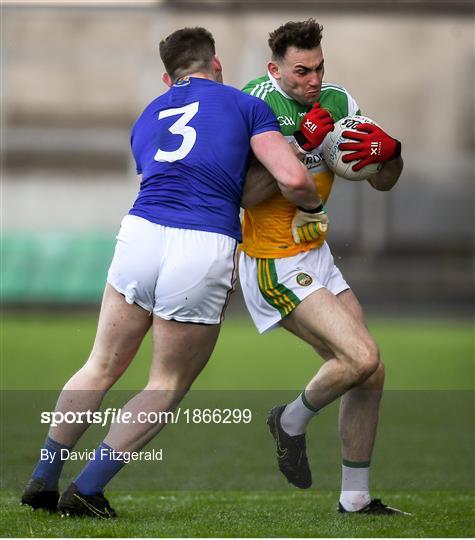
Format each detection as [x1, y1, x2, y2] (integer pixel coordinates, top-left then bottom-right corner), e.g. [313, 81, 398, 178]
[279, 169, 310, 192]
[367, 173, 398, 192]
[372, 182, 394, 192]
[281, 178, 305, 192]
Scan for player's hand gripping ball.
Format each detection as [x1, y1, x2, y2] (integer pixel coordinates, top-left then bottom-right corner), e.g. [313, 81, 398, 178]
[293, 103, 334, 153]
[322, 115, 400, 181]
[291, 205, 329, 244]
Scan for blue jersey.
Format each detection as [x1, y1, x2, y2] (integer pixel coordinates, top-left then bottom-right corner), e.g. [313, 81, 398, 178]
[129, 77, 280, 241]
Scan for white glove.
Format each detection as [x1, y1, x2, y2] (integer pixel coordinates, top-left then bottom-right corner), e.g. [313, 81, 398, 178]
[291, 204, 329, 244]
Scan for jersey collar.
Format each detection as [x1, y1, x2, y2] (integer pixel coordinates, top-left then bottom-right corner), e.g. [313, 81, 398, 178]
[267, 71, 294, 100]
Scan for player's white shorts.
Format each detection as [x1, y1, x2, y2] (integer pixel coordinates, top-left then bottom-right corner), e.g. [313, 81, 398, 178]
[107, 215, 238, 324]
[239, 242, 349, 334]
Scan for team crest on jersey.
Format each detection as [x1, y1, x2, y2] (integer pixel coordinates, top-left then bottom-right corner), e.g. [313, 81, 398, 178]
[296, 273, 313, 287]
[174, 77, 191, 86]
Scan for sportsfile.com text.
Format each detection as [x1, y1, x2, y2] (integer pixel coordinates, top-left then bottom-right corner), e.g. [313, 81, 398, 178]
[41, 408, 253, 427]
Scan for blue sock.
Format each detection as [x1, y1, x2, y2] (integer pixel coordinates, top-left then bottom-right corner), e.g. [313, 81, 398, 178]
[31, 436, 71, 490]
[74, 442, 126, 496]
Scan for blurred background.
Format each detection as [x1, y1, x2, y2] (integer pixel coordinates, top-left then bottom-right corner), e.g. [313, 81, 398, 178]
[2, 0, 474, 316]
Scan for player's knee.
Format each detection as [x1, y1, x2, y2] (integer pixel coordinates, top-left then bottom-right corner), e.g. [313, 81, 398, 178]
[358, 358, 385, 389]
[372, 360, 385, 386]
[147, 374, 193, 393]
[353, 340, 380, 382]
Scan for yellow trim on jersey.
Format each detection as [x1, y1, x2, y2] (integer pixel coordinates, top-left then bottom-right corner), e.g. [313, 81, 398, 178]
[256, 259, 300, 317]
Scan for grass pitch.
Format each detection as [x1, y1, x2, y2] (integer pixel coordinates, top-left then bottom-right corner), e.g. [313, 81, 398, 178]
[1, 314, 474, 537]
[2, 491, 474, 538]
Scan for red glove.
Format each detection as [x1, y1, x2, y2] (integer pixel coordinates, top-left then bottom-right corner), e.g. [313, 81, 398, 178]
[294, 103, 334, 152]
[339, 123, 401, 172]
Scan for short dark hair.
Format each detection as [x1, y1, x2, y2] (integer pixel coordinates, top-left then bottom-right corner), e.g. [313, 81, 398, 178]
[268, 19, 323, 61]
[159, 27, 216, 81]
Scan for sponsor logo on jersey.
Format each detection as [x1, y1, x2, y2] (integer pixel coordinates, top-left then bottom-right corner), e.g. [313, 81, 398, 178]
[303, 153, 324, 169]
[277, 115, 296, 127]
[296, 273, 313, 287]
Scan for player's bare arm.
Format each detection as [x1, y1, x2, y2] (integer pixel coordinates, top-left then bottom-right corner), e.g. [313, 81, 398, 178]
[367, 155, 403, 191]
[242, 102, 333, 209]
[242, 144, 404, 201]
[250, 129, 329, 245]
[250, 130, 321, 210]
[241, 141, 307, 209]
[241, 155, 279, 209]
[339, 122, 402, 190]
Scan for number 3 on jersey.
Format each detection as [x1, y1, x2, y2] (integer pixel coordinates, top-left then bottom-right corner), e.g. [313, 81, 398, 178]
[154, 101, 199, 163]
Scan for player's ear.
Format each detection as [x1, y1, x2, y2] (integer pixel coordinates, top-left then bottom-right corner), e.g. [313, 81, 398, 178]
[212, 55, 223, 83]
[162, 72, 173, 87]
[268, 61, 281, 80]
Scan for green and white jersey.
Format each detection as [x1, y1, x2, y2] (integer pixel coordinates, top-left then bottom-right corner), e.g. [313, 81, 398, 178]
[243, 72, 360, 175]
[240, 73, 361, 259]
